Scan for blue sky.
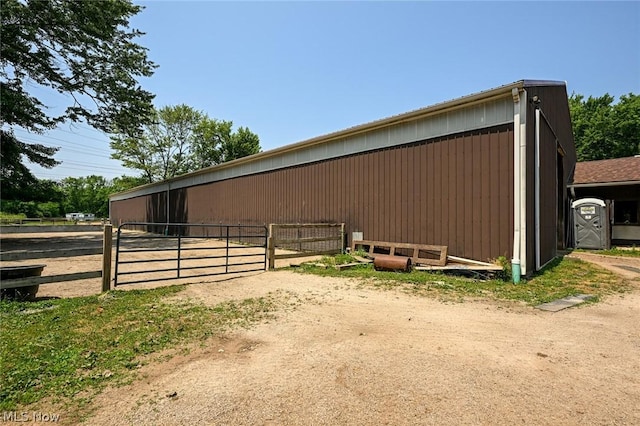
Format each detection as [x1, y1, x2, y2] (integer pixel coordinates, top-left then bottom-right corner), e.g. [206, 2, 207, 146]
[26, 1, 640, 181]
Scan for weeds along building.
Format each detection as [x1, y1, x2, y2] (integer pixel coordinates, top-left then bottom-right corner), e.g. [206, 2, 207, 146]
[109, 80, 576, 276]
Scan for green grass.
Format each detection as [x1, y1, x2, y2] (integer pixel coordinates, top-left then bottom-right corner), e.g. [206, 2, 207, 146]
[0, 286, 280, 416]
[576, 247, 640, 257]
[296, 255, 628, 305]
[0, 212, 26, 221]
[1, 253, 631, 418]
[319, 252, 362, 266]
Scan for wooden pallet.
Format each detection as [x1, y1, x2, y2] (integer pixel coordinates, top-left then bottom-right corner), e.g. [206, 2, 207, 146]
[351, 240, 447, 266]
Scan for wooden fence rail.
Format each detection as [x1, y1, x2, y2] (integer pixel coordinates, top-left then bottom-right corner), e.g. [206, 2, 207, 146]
[0, 248, 103, 261]
[267, 223, 345, 269]
[0, 271, 103, 290]
[0, 225, 113, 295]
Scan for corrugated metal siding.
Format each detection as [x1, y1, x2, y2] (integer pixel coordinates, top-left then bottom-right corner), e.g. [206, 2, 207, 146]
[112, 125, 514, 263]
[539, 118, 558, 266]
[110, 193, 149, 225]
[110, 96, 514, 201]
[523, 84, 577, 269]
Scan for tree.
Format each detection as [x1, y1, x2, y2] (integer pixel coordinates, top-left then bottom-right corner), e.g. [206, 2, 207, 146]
[109, 175, 148, 194]
[111, 105, 262, 183]
[569, 93, 640, 161]
[0, 178, 65, 217]
[1, 0, 156, 199]
[190, 117, 233, 169]
[220, 126, 261, 163]
[111, 105, 203, 183]
[60, 175, 111, 217]
[58, 174, 145, 217]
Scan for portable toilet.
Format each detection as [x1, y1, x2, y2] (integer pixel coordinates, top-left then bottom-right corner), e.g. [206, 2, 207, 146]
[572, 198, 610, 250]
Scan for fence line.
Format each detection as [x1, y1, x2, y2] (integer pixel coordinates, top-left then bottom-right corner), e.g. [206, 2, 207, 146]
[0, 217, 107, 226]
[0, 225, 112, 294]
[267, 223, 345, 269]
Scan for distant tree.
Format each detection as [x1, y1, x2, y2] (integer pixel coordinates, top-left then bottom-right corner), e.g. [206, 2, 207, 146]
[569, 93, 640, 161]
[190, 117, 234, 169]
[1, 0, 156, 199]
[111, 105, 203, 183]
[111, 105, 262, 183]
[190, 120, 261, 168]
[1, 177, 64, 204]
[0, 178, 64, 217]
[0, 174, 146, 218]
[220, 126, 261, 163]
[60, 175, 111, 217]
[109, 175, 148, 194]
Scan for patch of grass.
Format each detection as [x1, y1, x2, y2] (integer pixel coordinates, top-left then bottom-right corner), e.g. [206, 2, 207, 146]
[318, 252, 361, 266]
[0, 286, 280, 415]
[0, 212, 26, 220]
[576, 247, 640, 257]
[296, 255, 628, 305]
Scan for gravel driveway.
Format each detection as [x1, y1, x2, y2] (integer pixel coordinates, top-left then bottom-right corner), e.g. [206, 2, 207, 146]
[82, 269, 640, 426]
[5, 231, 639, 425]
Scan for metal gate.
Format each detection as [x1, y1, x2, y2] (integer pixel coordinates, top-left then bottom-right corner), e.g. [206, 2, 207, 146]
[572, 198, 609, 250]
[114, 222, 268, 286]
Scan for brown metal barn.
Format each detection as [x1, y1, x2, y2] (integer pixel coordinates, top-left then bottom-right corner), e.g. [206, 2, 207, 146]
[109, 80, 576, 277]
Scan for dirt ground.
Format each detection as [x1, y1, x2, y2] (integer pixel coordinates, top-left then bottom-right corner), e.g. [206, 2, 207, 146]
[2, 232, 640, 425]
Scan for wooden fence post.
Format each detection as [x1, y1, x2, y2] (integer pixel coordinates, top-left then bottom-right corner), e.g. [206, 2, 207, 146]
[267, 224, 275, 270]
[102, 224, 113, 292]
[340, 223, 345, 253]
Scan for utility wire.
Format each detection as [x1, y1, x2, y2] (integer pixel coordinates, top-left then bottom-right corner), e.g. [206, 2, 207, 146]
[14, 133, 112, 156]
[58, 160, 125, 172]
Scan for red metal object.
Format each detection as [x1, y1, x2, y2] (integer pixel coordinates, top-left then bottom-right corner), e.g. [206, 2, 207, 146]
[373, 255, 411, 272]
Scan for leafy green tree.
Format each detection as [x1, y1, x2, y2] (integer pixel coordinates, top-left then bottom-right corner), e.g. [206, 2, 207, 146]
[0, 200, 62, 218]
[1, 0, 156, 199]
[191, 118, 234, 169]
[111, 105, 204, 183]
[0, 178, 64, 217]
[110, 175, 148, 194]
[610, 94, 640, 157]
[59, 175, 114, 218]
[0, 174, 146, 218]
[569, 93, 639, 161]
[220, 126, 261, 163]
[111, 105, 262, 183]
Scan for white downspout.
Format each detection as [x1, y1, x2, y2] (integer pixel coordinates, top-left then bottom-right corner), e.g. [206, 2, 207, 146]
[512, 88, 522, 283]
[519, 91, 528, 277]
[535, 107, 541, 271]
[512, 88, 527, 282]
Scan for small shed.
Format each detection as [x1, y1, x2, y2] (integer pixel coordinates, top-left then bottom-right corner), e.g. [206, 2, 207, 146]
[569, 156, 640, 245]
[110, 80, 577, 278]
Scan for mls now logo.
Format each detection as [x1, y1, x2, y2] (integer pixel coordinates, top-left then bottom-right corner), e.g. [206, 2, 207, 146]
[2, 411, 60, 422]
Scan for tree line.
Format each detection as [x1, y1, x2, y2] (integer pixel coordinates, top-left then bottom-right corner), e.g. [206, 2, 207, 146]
[569, 93, 639, 161]
[1, 0, 261, 218]
[0, 175, 147, 219]
[110, 104, 260, 184]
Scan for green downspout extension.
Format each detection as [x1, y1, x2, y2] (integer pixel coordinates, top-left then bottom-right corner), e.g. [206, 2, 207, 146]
[512, 259, 521, 283]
